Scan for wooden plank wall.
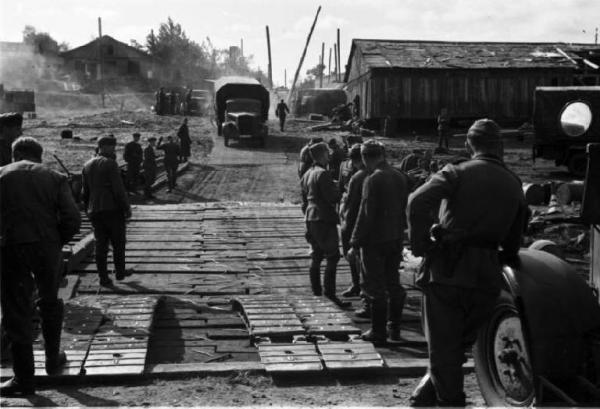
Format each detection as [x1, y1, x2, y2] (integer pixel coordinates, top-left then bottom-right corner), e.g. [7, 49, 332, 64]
[346, 67, 574, 121]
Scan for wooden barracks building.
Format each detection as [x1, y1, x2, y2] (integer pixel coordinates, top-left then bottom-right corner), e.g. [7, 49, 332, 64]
[343, 39, 600, 127]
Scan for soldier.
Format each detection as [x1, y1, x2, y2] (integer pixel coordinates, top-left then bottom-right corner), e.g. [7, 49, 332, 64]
[82, 136, 132, 287]
[185, 88, 193, 115]
[298, 137, 323, 179]
[437, 108, 451, 151]
[407, 119, 528, 406]
[123, 132, 143, 192]
[0, 113, 23, 166]
[348, 140, 409, 345]
[275, 99, 290, 132]
[177, 118, 192, 163]
[328, 138, 345, 182]
[0, 137, 80, 396]
[157, 135, 180, 192]
[338, 144, 367, 299]
[143, 136, 158, 199]
[300, 142, 349, 308]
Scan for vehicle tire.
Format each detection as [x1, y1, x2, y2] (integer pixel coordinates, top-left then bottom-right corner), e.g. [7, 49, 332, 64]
[567, 152, 587, 178]
[474, 290, 535, 407]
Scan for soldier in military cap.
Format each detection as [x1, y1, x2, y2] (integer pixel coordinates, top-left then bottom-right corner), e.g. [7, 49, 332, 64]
[298, 137, 324, 178]
[349, 139, 410, 345]
[157, 135, 181, 192]
[407, 119, 528, 406]
[300, 142, 349, 308]
[82, 136, 132, 287]
[0, 113, 23, 166]
[123, 132, 143, 192]
[0, 137, 81, 396]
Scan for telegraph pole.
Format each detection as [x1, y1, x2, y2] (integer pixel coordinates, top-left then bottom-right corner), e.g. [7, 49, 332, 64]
[328, 47, 332, 81]
[266, 26, 273, 89]
[337, 28, 341, 82]
[319, 42, 325, 88]
[98, 17, 105, 108]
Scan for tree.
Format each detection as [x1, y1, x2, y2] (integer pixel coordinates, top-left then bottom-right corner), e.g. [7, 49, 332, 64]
[23, 25, 62, 55]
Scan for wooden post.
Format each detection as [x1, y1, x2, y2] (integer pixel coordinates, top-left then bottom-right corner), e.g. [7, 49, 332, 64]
[333, 43, 338, 82]
[328, 47, 332, 81]
[266, 26, 273, 89]
[98, 17, 105, 108]
[287, 5, 322, 105]
[337, 28, 341, 82]
[241, 38, 244, 57]
[284, 69, 287, 88]
[319, 42, 324, 88]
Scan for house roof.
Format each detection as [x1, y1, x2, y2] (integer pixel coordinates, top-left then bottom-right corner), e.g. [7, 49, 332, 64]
[61, 35, 151, 59]
[345, 39, 600, 81]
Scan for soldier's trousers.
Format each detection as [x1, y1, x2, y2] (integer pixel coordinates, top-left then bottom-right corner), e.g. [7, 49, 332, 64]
[341, 227, 361, 289]
[279, 115, 286, 132]
[360, 240, 406, 327]
[165, 163, 178, 190]
[423, 284, 499, 405]
[143, 167, 156, 197]
[0, 242, 64, 346]
[306, 221, 340, 296]
[90, 210, 126, 277]
[126, 162, 141, 191]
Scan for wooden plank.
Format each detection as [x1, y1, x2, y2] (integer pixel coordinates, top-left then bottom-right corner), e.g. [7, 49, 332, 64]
[258, 343, 323, 373]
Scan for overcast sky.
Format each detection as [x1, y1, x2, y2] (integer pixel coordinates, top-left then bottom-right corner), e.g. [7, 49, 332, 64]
[1, 0, 598, 85]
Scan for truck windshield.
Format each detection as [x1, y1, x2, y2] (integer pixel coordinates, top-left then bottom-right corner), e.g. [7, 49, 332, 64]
[226, 99, 261, 114]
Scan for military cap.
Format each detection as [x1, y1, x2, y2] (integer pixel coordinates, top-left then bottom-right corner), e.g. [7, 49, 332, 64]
[133, 132, 141, 138]
[147, 136, 157, 142]
[467, 118, 501, 141]
[0, 112, 23, 128]
[309, 141, 329, 157]
[349, 143, 362, 160]
[346, 135, 363, 145]
[98, 135, 117, 147]
[309, 137, 324, 145]
[328, 138, 339, 147]
[360, 139, 385, 156]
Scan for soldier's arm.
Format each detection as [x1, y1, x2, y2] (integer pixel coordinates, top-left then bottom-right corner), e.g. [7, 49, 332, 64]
[407, 165, 458, 256]
[300, 177, 308, 215]
[81, 167, 90, 210]
[349, 176, 372, 248]
[318, 170, 341, 205]
[345, 174, 363, 233]
[56, 175, 81, 244]
[501, 193, 528, 257]
[108, 160, 131, 213]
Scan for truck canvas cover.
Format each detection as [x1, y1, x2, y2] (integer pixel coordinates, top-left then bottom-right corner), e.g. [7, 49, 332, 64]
[534, 86, 600, 143]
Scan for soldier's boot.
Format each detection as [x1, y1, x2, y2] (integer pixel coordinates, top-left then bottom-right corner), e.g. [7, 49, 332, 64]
[387, 292, 406, 342]
[0, 343, 35, 397]
[354, 296, 371, 319]
[309, 253, 323, 296]
[341, 261, 361, 297]
[361, 299, 387, 345]
[39, 299, 67, 375]
[409, 372, 437, 407]
[323, 255, 350, 308]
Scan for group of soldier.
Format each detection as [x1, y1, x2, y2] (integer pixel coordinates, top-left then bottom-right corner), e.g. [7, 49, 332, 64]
[298, 118, 527, 406]
[155, 87, 193, 116]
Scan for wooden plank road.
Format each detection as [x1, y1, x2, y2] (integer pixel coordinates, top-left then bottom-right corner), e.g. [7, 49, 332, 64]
[1, 203, 429, 382]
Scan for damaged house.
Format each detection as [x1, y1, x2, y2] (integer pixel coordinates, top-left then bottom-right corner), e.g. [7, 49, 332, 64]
[343, 39, 600, 128]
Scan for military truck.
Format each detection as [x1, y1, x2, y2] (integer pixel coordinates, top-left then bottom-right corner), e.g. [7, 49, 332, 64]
[533, 86, 600, 177]
[214, 76, 269, 147]
[0, 84, 35, 115]
[474, 141, 600, 405]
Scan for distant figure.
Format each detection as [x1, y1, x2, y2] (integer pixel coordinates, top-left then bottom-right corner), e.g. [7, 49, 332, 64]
[185, 88, 193, 115]
[123, 133, 143, 192]
[156, 88, 166, 116]
[82, 136, 132, 287]
[437, 108, 451, 150]
[298, 137, 324, 179]
[275, 99, 290, 132]
[0, 137, 80, 397]
[169, 90, 177, 115]
[0, 113, 23, 166]
[143, 137, 158, 199]
[328, 139, 345, 181]
[177, 118, 192, 163]
[157, 135, 180, 193]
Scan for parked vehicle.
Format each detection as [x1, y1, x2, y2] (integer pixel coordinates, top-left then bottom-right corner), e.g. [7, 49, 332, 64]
[188, 89, 210, 116]
[533, 86, 600, 177]
[214, 76, 269, 147]
[474, 142, 600, 404]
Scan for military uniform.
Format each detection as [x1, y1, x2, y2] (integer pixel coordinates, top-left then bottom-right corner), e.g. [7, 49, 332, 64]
[350, 160, 409, 341]
[407, 153, 528, 405]
[275, 101, 289, 132]
[0, 159, 80, 394]
[177, 121, 191, 162]
[82, 152, 131, 283]
[300, 161, 341, 298]
[157, 139, 180, 191]
[143, 143, 157, 197]
[123, 139, 143, 191]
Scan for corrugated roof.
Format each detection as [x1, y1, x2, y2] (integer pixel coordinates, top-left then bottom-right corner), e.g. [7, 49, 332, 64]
[346, 39, 600, 79]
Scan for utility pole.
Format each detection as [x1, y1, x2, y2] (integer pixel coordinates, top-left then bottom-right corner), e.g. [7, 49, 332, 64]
[98, 17, 105, 108]
[333, 43, 338, 81]
[284, 69, 287, 89]
[596, 27, 598, 45]
[266, 26, 273, 89]
[328, 47, 332, 81]
[287, 5, 322, 105]
[337, 28, 341, 82]
[241, 38, 244, 57]
[320, 42, 325, 88]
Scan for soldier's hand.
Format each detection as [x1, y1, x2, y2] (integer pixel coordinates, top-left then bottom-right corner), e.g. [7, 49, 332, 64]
[346, 247, 357, 264]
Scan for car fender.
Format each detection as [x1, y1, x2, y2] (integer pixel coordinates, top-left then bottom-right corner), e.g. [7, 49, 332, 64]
[502, 248, 600, 379]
